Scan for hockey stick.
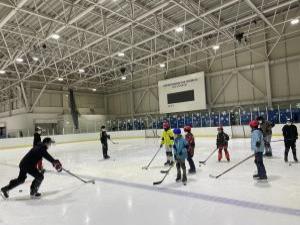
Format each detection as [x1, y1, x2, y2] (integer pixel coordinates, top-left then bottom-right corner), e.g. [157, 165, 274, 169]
[62, 168, 95, 184]
[199, 148, 218, 165]
[109, 139, 119, 144]
[153, 165, 174, 185]
[209, 154, 255, 179]
[142, 147, 162, 170]
[271, 139, 284, 143]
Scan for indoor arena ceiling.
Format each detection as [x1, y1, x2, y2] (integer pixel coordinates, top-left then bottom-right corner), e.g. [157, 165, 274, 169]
[0, 0, 299, 99]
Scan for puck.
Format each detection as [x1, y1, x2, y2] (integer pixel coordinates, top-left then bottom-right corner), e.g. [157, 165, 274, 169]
[19, 189, 23, 193]
[289, 163, 292, 166]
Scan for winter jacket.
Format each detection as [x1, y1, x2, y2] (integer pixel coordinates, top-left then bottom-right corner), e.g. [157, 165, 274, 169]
[20, 143, 55, 169]
[251, 129, 264, 153]
[216, 132, 229, 147]
[33, 132, 41, 147]
[282, 124, 298, 141]
[260, 121, 274, 136]
[100, 130, 110, 144]
[173, 135, 188, 161]
[185, 132, 195, 156]
[161, 128, 174, 146]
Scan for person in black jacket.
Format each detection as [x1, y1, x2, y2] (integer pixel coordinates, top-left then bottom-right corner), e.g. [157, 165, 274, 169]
[33, 127, 44, 172]
[100, 126, 110, 159]
[1, 137, 62, 199]
[282, 119, 298, 162]
[33, 127, 42, 147]
[216, 127, 230, 162]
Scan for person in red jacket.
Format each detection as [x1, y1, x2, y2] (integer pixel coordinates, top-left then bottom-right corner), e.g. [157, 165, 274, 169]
[216, 127, 230, 162]
[184, 126, 196, 174]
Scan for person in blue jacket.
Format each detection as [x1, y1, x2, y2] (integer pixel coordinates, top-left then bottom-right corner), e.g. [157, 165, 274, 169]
[173, 128, 188, 185]
[249, 120, 267, 180]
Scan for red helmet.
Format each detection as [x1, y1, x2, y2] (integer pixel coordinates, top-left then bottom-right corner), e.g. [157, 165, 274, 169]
[163, 122, 170, 129]
[249, 120, 259, 128]
[184, 126, 191, 132]
[217, 126, 223, 131]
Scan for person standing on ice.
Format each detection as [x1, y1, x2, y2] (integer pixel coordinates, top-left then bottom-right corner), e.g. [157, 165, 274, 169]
[282, 118, 298, 163]
[33, 127, 45, 173]
[184, 126, 196, 174]
[249, 120, 267, 180]
[1, 137, 62, 199]
[257, 116, 274, 157]
[216, 127, 230, 162]
[173, 128, 188, 185]
[160, 122, 174, 166]
[100, 125, 111, 159]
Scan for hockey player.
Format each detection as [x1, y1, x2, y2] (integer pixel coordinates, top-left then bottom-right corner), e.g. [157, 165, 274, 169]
[1, 137, 62, 199]
[282, 118, 298, 163]
[100, 125, 111, 159]
[173, 128, 188, 185]
[160, 122, 174, 166]
[184, 126, 196, 174]
[33, 127, 44, 173]
[249, 120, 267, 180]
[216, 127, 230, 162]
[257, 116, 274, 157]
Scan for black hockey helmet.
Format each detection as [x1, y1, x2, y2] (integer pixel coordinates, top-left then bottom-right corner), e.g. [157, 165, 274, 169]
[256, 116, 264, 121]
[101, 125, 106, 129]
[42, 137, 55, 145]
[35, 126, 42, 132]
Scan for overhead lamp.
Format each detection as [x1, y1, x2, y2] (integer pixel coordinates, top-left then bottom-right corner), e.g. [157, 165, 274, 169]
[92, 88, 97, 92]
[50, 33, 60, 40]
[79, 69, 85, 73]
[32, 57, 39, 61]
[16, 58, 23, 63]
[121, 76, 126, 80]
[159, 63, 166, 68]
[291, 18, 299, 25]
[0, 70, 6, 74]
[57, 77, 64, 81]
[175, 26, 183, 32]
[117, 52, 125, 57]
[212, 45, 220, 51]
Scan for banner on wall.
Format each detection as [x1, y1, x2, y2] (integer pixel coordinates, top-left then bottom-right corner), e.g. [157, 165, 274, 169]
[158, 72, 206, 114]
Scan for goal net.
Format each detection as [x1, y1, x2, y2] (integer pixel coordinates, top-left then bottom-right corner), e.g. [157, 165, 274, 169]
[145, 129, 160, 138]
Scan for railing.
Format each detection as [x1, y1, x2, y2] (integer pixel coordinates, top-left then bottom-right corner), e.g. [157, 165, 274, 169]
[106, 105, 300, 131]
[1, 104, 299, 139]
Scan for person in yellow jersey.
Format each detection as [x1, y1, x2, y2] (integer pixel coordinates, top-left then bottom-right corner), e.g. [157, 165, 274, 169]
[160, 122, 175, 166]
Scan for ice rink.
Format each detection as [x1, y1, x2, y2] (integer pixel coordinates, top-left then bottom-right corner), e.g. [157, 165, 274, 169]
[0, 137, 299, 225]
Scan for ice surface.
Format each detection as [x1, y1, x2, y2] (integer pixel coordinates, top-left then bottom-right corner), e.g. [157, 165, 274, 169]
[0, 138, 299, 225]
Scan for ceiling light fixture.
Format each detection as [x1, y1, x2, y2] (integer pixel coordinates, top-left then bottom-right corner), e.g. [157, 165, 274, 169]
[159, 63, 166, 68]
[16, 58, 23, 63]
[32, 57, 39, 61]
[57, 77, 64, 81]
[212, 45, 220, 51]
[0, 70, 6, 74]
[121, 76, 126, 80]
[291, 18, 299, 25]
[50, 33, 60, 40]
[175, 26, 183, 32]
[92, 88, 97, 92]
[117, 52, 125, 57]
[79, 69, 85, 73]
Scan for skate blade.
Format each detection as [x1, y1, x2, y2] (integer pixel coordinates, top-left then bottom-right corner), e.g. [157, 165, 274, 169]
[1, 192, 8, 200]
[30, 195, 42, 199]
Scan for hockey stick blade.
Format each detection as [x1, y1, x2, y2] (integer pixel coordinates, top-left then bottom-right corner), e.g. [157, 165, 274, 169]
[199, 161, 206, 165]
[86, 180, 96, 184]
[209, 174, 218, 179]
[160, 170, 168, 174]
[153, 180, 163, 185]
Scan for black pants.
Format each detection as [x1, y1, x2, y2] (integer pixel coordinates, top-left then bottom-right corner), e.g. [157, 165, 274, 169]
[3, 166, 44, 194]
[254, 152, 267, 178]
[187, 152, 196, 172]
[176, 160, 187, 181]
[102, 142, 108, 158]
[284, 140, 297, 160]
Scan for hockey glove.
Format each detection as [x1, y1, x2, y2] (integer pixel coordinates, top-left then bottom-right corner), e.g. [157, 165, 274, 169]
[169, 145, 173, 149]
[53, 160, 62, 172]
[160, 144, 163, 148]
[256, 141, 261, 148]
